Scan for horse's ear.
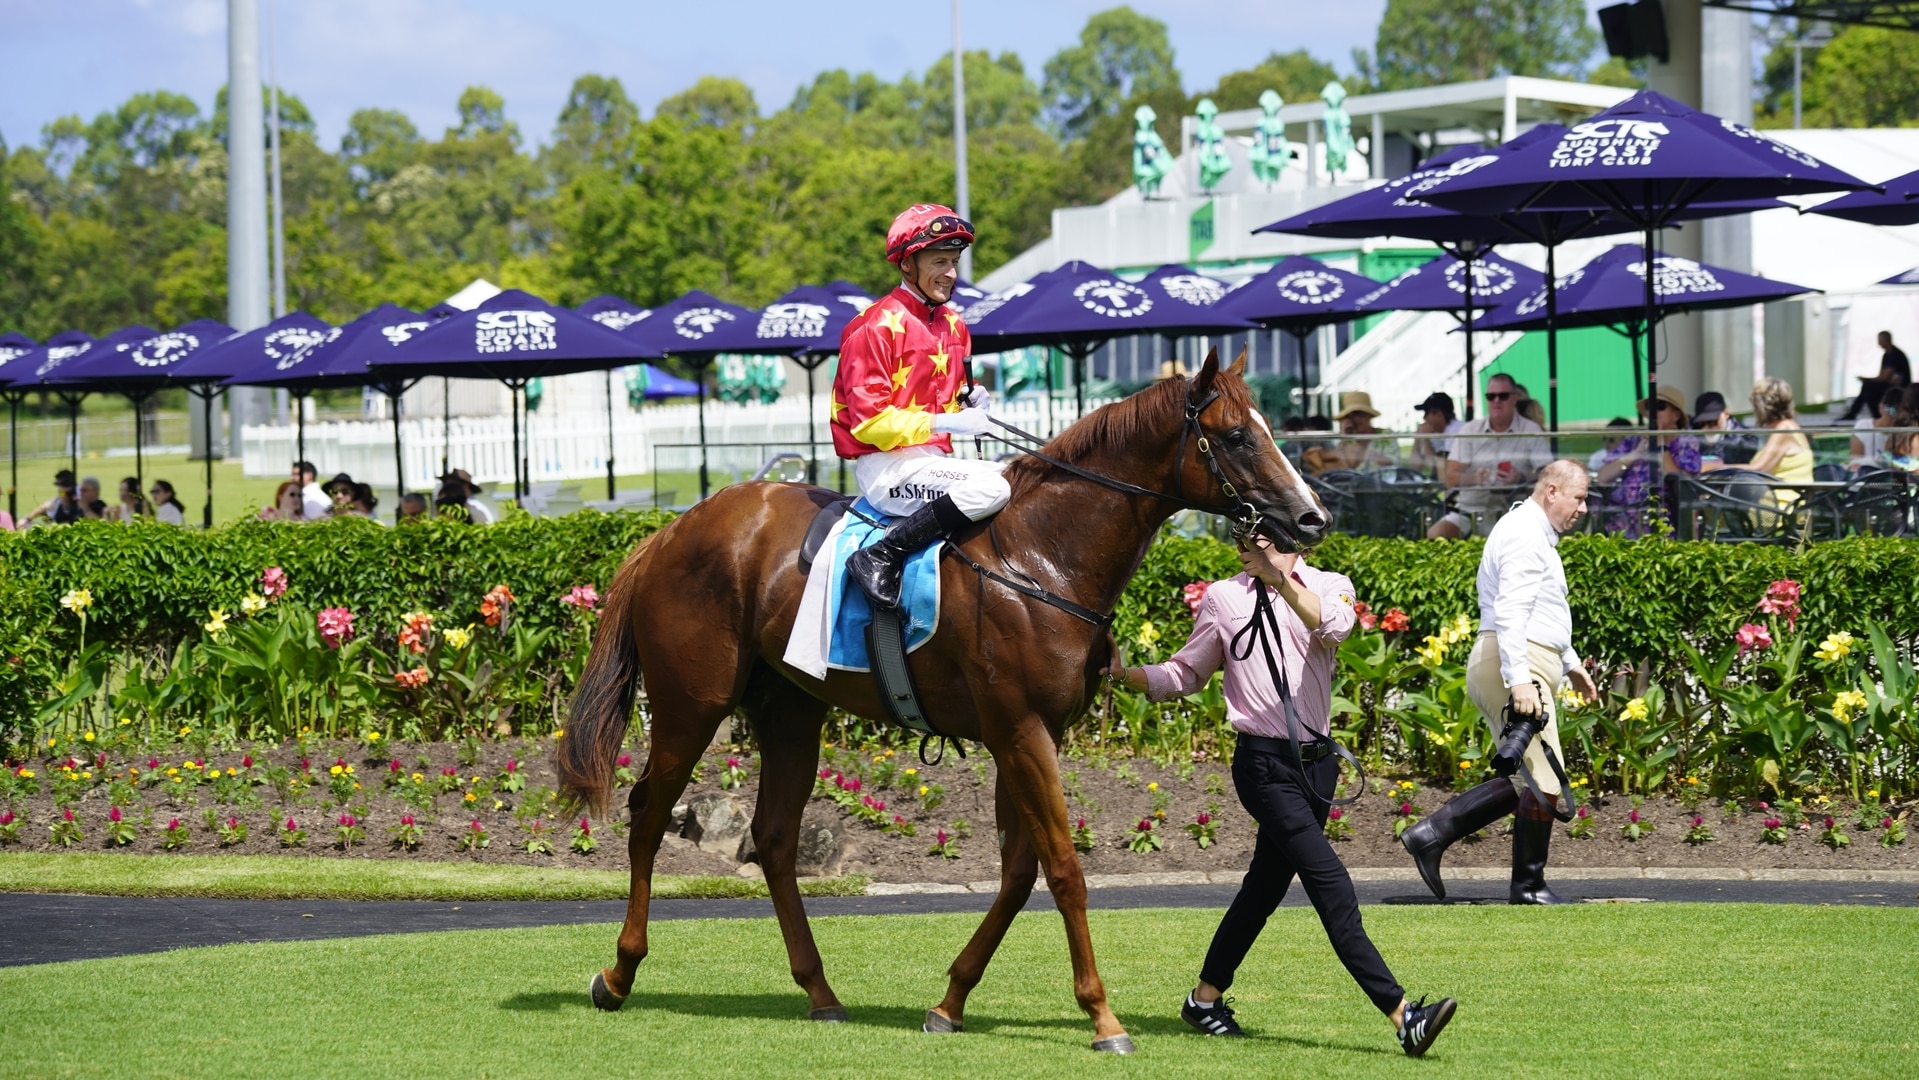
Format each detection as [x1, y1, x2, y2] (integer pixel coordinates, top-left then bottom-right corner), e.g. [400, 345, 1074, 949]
[1226, 347, 1247, 378]
[1192, 347, 1221, 397]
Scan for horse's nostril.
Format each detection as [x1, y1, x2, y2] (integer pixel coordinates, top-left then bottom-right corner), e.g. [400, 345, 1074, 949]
[1299, 512, 1328, 533]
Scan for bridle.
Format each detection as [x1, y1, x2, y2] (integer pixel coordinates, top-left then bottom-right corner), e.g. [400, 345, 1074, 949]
[986, 377, 1307, 552]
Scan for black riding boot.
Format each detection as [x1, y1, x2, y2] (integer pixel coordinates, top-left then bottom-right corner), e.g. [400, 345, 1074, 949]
[1510, 813, 1572, 905]
[846, 495, 971, 609]
[1399, 778, 1519, 900]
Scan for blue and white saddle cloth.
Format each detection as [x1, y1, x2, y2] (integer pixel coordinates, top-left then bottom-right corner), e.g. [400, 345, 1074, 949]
[783, 498, 943, 677]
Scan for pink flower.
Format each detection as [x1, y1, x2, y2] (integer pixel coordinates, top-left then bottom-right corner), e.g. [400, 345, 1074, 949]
[226, 816, 238, 829]
[936, 829, 950, 845]
[167, 818, 182, 830]
[1690, 815, 1704, 826]
[284, 818, 297, 831]
[1328, 807, 1344, 821]
[1764, 817, 1782, 829]
[1137, 818, 1154, 831]
[1824, 815, 1836, 829]
[1628, 809, 1642, 823]
[725, 756, 741, 768]
[1181, 581, 1210, 615]
[468, 819, 485, 833]
[147, 757, 159, 769]
[1884, 816, 1896, 829]
[1758, 579, 1801, 625]
[1399, 802, 1414, 816]
[1075, 817, 1087, 830]
[1380, 608, 1410, 633]
[619, 755, 633, 768]
[109, 806, 123, 822]
[0, 812, 12, 826]
[1735, 623, 1773, 653]
[62, 809, 74, 822]
[1576, 806, 1591, 820]
[400, 814, 415, 826]
[505, 759, 518, 773]
[1755, 801, 1769, 810]
[1195, 812, 1211, 826]
[562, 584, 601, 611]
[390, 759, 402, 773]
[317, 606, 355, 648]
[578, 817, 591, 834]
[242, 755, 253, 769]
[260, 566, 287, 600]
[338, 814, 356, 827]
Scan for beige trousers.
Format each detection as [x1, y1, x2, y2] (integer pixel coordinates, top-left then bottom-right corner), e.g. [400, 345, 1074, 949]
[1466, 631, 1567, 799]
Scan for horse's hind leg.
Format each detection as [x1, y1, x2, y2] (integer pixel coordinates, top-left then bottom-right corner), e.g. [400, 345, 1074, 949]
[745, 684, 843, 1019]
[929, 769, 1038, 1031]
[594, 690, 729, 1008]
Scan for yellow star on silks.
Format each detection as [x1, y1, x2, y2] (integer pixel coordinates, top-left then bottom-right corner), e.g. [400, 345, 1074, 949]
[877, 307, 907, 337]
[943, 311, 962, 332]
[830, 396, 845, 418]
[891, 362, 912, 390]
[944, 399, 963, 413]
[929, 347, 950, 375]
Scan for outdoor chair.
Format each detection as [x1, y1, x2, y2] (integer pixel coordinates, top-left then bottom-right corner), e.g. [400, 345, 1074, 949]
[1673, 469, 1803, 543]
[1838, 467, 1917, 537]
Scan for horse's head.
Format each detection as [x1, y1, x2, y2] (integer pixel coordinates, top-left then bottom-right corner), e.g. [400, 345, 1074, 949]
[1176, 348, 1332, 551]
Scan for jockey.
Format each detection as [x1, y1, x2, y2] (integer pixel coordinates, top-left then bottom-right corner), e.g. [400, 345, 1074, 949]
[834, 204, 1010, 608]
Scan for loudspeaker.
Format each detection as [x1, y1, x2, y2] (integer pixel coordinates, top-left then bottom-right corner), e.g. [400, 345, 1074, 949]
[1598, 0, 1669, 64]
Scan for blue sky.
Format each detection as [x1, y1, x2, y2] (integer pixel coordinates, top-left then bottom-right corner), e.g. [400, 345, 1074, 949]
[0, 0, 1417, 151]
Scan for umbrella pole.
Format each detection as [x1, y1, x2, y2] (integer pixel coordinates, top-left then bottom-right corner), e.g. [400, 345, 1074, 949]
[1045, 349, 1055, 437]
[1074, 344, 1086, 422]
[296, 392, 306, 467]
[7, 394, 17, 523]
[132, 393, 145, 492]
[696, 360, 710, 501]
[1630, 323, 1645, 403]
[509, 382, 522, 502]
[441, 376, 451, 479]
[390, 390, 405, 519]
[66, 395, 79, 480]
[1546, 243, 1559, 435]
[202, 390, 215, 529]
[806, 360, 819, 486]
[1643, 222, 1659, 437]
[1464, 258, 1477, 423]
[605, 368, 616, 500]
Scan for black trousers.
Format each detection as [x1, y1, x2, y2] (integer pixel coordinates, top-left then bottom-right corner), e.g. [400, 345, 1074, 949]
[1199, 739, 1405, 1016]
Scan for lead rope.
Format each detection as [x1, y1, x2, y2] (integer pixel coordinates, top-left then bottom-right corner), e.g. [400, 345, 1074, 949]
[1227, 581, 1365, 812]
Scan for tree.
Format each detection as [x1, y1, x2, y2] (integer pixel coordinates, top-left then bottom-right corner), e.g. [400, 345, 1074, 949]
[921, 50, 1044, 135]
[340, 108, 422, 189]
[1041, 6, 1181, 140]
[658, 77, 760, 131]
[1588, 56, 1645, 91]
[1763, 25, 1919, 128]
[1206, 50, 1340, 112]
[1359, 0, 1600, 91]
[546, 75, 640, 180]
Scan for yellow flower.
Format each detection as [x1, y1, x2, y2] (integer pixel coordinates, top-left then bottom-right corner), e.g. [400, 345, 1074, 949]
[17, 770, 32, 779]
[1618, 698, 1649, 723]
[463, 792, 477, 803]
[329, 765, 343, 776]
[165, 768, 178, 777]
[1136, 621, 1160, 649]
[80, 770, 92, 780]
[182, 760, 200, 770]
[118, 718, 130, 726]
[919, 785, 929, 796]
[344, 764, 355, 774]
[203, 608, 229, 636]
[1152, 809, 1165, 819]
[60, 588, 93, 614]
[1814, 632, 1855, 664]
[885, 748, 895, 758]
[412, 772, 424, 782]
[1869, 789, 1880, 798]
[83, 731, 95, 743]
[1832, 689, 1868, 723]
[365, 732, 382, 743]
[1415, 635, 1447, 667]
[872, 756, 884, 764]
[1558, 687, 1587, 709]
[903, 768, 918, 779]
[240, 593, 267, 615]
[444, 625, 473, 650]
[1147, 782, 1159, 792]
[1458, 761, 1471, 770]
[553, 729, 565, 739]
[179, 727, 192, 737]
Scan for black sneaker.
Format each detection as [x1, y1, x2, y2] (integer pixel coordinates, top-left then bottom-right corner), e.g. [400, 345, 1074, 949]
[1181, 994, 1245, 1037]
[1397, 996, 1456, 1057]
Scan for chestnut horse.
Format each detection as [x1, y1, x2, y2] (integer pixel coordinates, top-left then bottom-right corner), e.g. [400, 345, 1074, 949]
[557, 350, 1329, 1051]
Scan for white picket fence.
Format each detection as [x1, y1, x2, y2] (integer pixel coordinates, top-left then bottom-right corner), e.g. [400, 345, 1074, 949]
[241, 395, 1118, 491]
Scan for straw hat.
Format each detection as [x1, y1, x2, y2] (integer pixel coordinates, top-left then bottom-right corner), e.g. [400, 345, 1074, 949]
[1638, 384, 1688, 420]
[1334, 390, 1381, 420]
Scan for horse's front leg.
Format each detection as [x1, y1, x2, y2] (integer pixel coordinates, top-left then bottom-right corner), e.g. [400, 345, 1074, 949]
[928, 768, 1038, 1031]
[995, 719, 1133, 1052]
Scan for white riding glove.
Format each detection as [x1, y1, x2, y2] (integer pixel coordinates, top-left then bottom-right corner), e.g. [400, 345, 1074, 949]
[933, 408, 993, 437]
[962, 384, 992, 412]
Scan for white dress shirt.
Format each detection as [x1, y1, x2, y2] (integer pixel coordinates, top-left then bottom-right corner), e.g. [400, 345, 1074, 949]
[1447, 414, 1552, 513]
[1476, 497, 1580, 687]
[300, 482, 331, 520]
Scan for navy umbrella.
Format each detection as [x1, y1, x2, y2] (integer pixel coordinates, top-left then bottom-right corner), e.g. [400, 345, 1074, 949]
[1806, 167, 1919, 226]
[0, 332, 40, 521]
[3, 331, 90, 516]
[1350, 253, 1544, 419]
[21, 325, 159, 483]
[622, 290, 758, 499]
[1213, 256, 1385, 416]
[50, 318, 236, 490]
[699, 282, 877, 483]
[170, 312, 332, 526]
[375, 290, 655, 500]
[215, 308, 396, 480]
[1420, 90, 1872, 416]
[575, 295, 653, 498]
[1472, 245, 1816, 403]
[1880, 267, 1919, 286]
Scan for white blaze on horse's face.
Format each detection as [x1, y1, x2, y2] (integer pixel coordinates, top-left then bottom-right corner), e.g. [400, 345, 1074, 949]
[1249, 405, 1322, 518]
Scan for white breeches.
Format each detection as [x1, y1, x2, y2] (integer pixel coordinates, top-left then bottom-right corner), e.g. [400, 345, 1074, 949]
[852, 446, 1010, 520]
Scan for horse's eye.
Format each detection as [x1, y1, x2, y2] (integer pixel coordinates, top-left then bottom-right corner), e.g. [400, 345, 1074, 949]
[1224, 428, 1249, 448]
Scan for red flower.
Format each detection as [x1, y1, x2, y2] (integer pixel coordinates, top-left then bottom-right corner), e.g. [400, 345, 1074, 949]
[1628, 809, 1641, 823]
[1181, 581, 1210, 615]
[1399, 802, 1414, 816]
[480, 584, 516, 627]
[109, 806, 123, 823]
[242, 755, 253, 769]
[505, 759, 518, 773]
[1823, 815, 1836, 829]
[284, 818, 298, 831]
[936, 829, 950, 845]
[725, 756, 741, 768]
[0, 812, 12, 826]
[1075, 817, 1087, 830]
[1195, 812, 1211, 826]
[167, 818, 182, 830]
[398, 612, 434, 654]
[578, 817, 591, 834]
[260, 566, 288, 600]
[1690, 815, 1704, 826]
[401, 814, 415, 826]
[317, 607, 355, 648]
[147, 757, 160, 769]
[227, 816, 238, 830]
[1137, 818, 1153, 831]
[619, 755, 633, 768]
[1380, 608, 1410, 633]
[1358, 609, 1378, 631]
[1328, 807, 1344, 821]
[62, 809, 74, 822]
[394, 666, 430, 690]
[1764, 817, 1783, 829]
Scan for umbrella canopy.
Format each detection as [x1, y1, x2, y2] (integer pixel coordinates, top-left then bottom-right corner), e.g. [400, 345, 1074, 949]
[698, 282, 877, 357]
[630, 363, 700, 398]
[218, 308, 404, 390]
[1213, 256, 1384, 331]
[1419, 91, 1872, 222]
[0, 332, 36, 367]
[621, 290, 758, 358]
[172, 312, 334, 386]
[1473, 246, 1817, 333]
[1881, 267, 1919, 286]
[372, 289, 652, 381]
[1353, 253, 1545, 315]
[1807, 166, 1919, 226]
[966, 260, 1255, 354]
[48, 318, 236, 392]
[14, 326, 154, 387]
[577, 294, 652, 331]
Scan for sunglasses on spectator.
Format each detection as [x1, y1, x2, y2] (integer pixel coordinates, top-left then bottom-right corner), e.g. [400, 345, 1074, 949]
[1485, 391, 1514, 401]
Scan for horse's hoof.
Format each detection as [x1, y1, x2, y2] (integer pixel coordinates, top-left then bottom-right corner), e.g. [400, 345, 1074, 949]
[1091, 1034, 1137, 1054]
[923, 1009, 963, 1034]
[809, 1006, 848, 1023]
[589, 970, 626, 1012]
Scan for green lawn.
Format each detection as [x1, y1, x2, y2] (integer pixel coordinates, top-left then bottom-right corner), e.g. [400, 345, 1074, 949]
[2, 905, 1913, 1078]
[0, 852, 865, 901]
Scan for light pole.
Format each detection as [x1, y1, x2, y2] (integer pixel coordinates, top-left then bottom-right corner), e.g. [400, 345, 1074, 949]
[951, 0, 971, 282]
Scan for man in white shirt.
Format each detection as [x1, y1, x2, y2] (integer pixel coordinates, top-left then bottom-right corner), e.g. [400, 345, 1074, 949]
[294, 461, 330, 520]
[1426, 373, 1552, 539]
[1401, 460, 1599, 904]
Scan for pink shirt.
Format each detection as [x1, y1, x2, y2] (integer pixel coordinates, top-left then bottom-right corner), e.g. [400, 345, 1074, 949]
[1140, 564, 1358, 739]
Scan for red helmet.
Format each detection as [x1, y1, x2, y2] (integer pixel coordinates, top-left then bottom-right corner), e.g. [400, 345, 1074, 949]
[886, 204, 974, 266]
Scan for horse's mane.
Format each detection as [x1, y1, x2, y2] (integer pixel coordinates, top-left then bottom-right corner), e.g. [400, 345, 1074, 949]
[1001, 371, 1246, 501]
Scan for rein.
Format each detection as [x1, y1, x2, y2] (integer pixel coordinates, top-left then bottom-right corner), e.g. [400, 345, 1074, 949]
[1228, 580, 1366, 811]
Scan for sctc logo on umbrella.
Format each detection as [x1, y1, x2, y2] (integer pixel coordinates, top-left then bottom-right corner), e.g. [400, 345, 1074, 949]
[1393, 154, 1499, 206]
[381, 320, 430, 345]
[476, 309, 558, 353]
[1159, 275, 1225, 306]
[673, 307, 736, 341]
[590, 310, 651, 331]
[1075, 279, 1153, 318]
[1514, 267, 1588, 318]
[128, 332, 203, 369]
[757, 302, 832, 339]
[1551, 119, 1667, 169]
[37, 343, 90, 378]
[265, 326, 333, 370]
[1717, 118, 1821, 169]
[1445, 261, 1519, 297]
[1629, 256, 1726, 296]
[960, 282, 1032, 323]
[1275, 270, 1345, 305]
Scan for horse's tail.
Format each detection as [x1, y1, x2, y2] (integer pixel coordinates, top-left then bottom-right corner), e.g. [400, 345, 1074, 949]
[556, 535, 655, 820]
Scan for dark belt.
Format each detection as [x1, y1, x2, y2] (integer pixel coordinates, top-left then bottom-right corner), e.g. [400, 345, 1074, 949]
[1237, 733, 1334, 762]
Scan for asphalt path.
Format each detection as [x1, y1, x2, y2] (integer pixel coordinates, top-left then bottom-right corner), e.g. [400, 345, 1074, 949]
[4, 877, 1916, 968]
